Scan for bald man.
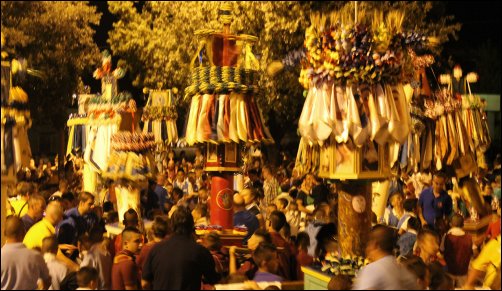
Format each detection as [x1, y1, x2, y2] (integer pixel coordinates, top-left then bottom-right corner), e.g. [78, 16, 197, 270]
[23, 201, 64, 250]
[1, 216, 51, 290]
[233, 193, 259, 244]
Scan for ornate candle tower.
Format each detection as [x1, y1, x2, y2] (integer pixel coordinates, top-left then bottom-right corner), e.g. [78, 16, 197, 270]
[184, 3, 273, 229]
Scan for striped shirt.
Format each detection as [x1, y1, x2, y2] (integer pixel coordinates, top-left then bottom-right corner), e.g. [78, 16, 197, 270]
[263, 178, 280, 208]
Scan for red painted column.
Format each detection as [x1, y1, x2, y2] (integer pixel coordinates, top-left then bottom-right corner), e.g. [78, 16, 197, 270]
[210, 173, 234, 229]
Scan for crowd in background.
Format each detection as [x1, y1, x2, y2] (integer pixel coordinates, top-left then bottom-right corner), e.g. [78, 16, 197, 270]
[1, 148, 501, 290]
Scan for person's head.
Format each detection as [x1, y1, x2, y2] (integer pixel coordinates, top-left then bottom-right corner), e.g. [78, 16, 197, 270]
[151, 216, 168, 240]
[103, 201, 114, 213]
[27, 194, 46, 221]
[417, 229, 440, 263]
[276, 198, 289, 212]
[240, 188, 257, 205]
[176, 168, 186, 182]
[296, 231, 310, 252]
[400, 255, 429, 290]
[389, 191, 404, 209]
[484, 184, 493, 195]
[165, 182, 174, 194]
[61, 191, 76, 211]
[432, 172, 447, 195]
[4, 215, 26, 242]
[404, 198, 418, 214]
[233, 193, 246, 210]
[157, 173, 166, 186]
[203, 232, 222, 251]
[247, 229, 272, 250]
[41, 235, 59, 255]
[253, 242, 279, 273]
[77, 266, 99, 290]
[77, 192, 95, 215]
[268, 210, 286, 232]
[172, 187, 184, 203]
[192, 203, 208, 222]
[288, 201, 298, 212]
[122, 226, 143, 254]
[365, 225, 396, 260]
[78, 233, 93, 253]
[407, 217, 421, 232]
[248, 169, 259, 181]
[16, 181, 32, 199]
[429, 261, 454, 290]
[123, 208, 139, 227]
[450, 213, 464, 228]
[327, 274, 352, 290]
[45, 200, 64, 226]
[171, 206, 195, 236]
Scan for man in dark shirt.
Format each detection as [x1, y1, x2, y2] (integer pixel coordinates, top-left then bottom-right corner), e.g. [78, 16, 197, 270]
[141, 206, 220, 290]
[233, 193, 259, 244]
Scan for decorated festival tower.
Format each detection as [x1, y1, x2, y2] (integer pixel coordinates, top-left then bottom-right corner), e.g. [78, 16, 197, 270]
[184, 3, 274, 229]
[68, 51, 156, 225]
[296, 9, 432, 263]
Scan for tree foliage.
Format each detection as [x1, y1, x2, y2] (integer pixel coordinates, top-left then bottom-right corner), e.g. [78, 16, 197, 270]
[1, 1, 101, 128]
[107, 1, 460, 143]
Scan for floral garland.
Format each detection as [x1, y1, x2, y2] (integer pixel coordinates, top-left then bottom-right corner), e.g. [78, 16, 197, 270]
[141, 105, 178, 121]
[300, 11, 429, 88]
[111, 132, 156, 152]
[320, 255, 368, 277]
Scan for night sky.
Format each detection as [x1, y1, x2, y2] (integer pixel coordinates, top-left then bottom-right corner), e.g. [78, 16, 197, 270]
[87, 1, 501, 99]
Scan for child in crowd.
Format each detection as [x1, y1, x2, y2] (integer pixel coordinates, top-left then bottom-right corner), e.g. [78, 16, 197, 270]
[252, 242, 283, 282]
[398, 198, 418, 235]
[76, 267, 99, 290]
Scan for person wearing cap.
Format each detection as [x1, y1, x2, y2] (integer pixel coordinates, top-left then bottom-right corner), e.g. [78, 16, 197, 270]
[233, 193, 259, 245]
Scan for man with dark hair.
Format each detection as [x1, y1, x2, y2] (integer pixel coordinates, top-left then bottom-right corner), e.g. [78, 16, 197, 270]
[57, 192, 99, 249]
[112, 227, 142, 290]
[61, 192, 76, 212]
[114, 208, 140, 256]
[252, 242, 283, 282]
[398, 198, 419, 235]
[21, 193, 46, 232]
[353, 225, 419, 290]
[77, 266, 99, 290]
[173, 168, 194, 197]
[137, 216, 168, 272]
[267, 210, 296, 280]
[1, 215, 51, 290]
[81, 226, 113, 290]
[418, 172, 452, 229]
[141, 206, 220, 289]
[262, 165, 280, 209]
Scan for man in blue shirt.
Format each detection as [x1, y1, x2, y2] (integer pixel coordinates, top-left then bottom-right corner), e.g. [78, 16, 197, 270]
[418, 172, 452, 230]
[233, 193, 259, 245]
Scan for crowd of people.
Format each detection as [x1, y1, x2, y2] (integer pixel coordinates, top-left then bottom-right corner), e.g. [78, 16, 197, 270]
[1, 149, 501, 290]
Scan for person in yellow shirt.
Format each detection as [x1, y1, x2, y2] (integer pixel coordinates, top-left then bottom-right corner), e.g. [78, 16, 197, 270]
[463, 234, 501, 289]
[6, 182, 32, 217]
[23, 200, 64, 250]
